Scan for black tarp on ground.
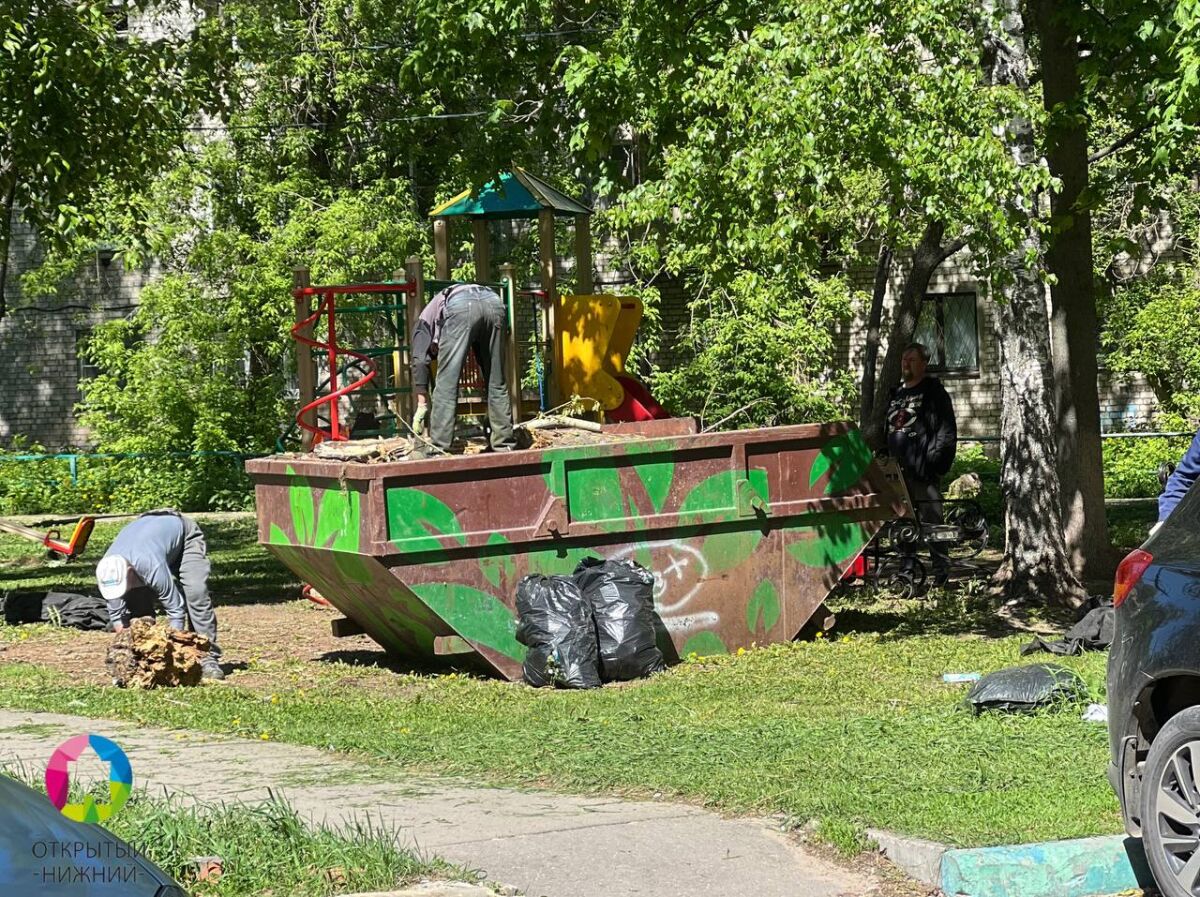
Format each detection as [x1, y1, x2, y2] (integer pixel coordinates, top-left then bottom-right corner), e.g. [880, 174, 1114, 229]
[0, 591, 110, 631]
[966, 663, 1087, 714]
[1021, 599, 1114, 657]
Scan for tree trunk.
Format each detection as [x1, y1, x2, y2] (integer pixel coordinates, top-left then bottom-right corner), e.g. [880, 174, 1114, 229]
[863, 221, 962, 451]
[1033, 0, 1112, 580]
[985, 0, 1087, 608]
[0, 174, 16, 319]
[859, 241, 893, 431]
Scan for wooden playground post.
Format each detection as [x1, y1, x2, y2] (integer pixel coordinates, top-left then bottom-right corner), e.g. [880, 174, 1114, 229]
[293, 267, 316, 451]
[433, 218, 451, 280]
[574, 213, 593, 295]
[403, 255, 425, 425]
[499, 263, 521, 424]
[538, 209, 562, 407]
[391, 267, 408, 424]
[472, 219, 491, 283]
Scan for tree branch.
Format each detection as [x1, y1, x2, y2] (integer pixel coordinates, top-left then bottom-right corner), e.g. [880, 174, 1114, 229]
[936, 238, 967, 264]
[1088, 122, 1151, 164]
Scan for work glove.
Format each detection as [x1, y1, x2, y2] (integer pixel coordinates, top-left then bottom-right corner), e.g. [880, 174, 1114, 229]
[413, 403, 428, 436]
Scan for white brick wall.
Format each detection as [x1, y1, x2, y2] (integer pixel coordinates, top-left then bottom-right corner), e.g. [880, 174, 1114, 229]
[0, 213, 153, 448]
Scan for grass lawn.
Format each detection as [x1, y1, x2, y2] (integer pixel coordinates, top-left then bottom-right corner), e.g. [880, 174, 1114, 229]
[4, 772, 462, 897]
[0, 510, 1139, 852]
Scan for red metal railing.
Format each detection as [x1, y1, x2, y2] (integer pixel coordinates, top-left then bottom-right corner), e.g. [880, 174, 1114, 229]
[292, 283, 415, 443]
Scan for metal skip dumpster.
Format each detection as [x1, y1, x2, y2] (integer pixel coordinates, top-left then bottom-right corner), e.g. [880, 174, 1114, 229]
[247, 420, 907, 680]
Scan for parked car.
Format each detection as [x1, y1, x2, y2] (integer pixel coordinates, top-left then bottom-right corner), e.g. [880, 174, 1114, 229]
[1108, 479, 1200, 897]
[0, 773, 186, 897]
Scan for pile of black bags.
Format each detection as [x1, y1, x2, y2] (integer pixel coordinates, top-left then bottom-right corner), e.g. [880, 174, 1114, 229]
[515, 557, 666, 689]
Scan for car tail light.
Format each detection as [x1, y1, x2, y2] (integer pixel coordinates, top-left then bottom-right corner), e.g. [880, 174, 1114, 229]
[1113, 549, 1153, 607]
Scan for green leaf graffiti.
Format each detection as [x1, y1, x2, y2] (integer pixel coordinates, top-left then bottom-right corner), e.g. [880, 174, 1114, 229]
[287, 466, 316, 545]
[566, 462, 625, 524]
[678, 470, 769, 573]
[480, 532, 516, 588]
[387, 488, 468, 552]
[635, 459, 675, 514]
[746, 580, 781, 634]
[315, 488, 361, 551]
[268, 523, 290, 546]
[682, 631, 728, 657]
[332, 551, 373, 585]
[809, 429, 873, 496]
[787, 518, 867, 567]
[409, 582, 527, 661]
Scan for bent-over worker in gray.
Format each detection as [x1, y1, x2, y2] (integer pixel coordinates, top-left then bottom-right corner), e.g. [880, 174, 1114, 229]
[96, 510, 223, 679]
[411, 282, 516, 453]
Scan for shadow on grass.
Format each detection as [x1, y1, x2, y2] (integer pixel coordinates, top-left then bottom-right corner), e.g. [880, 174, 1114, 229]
[827, 578, 1075, 641]
[317, 649, 492, 679]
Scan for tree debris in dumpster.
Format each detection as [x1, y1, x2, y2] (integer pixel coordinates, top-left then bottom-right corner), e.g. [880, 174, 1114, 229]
[295, 418, 637, 464]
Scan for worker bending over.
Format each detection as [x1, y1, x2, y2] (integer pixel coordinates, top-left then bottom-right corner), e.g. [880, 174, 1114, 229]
[96, 510, 224, 680]
[411, 282, 517, 453]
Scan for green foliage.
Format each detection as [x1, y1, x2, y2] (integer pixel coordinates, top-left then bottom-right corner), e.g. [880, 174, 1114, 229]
[813, 818, 876, 858]
[17, 0, 589, 507]
[559, 0, 1049, 423]
[1101, 260, 1200, 417]
[948, 444, 1002, 525]
[3, 774, 459, 897]
[1102, 430, 1192, 499]
[0, 1, 210, 271]
[650, 275, 857, 427]
[0, 445, 254, 515]
[112, 794, 457, 896]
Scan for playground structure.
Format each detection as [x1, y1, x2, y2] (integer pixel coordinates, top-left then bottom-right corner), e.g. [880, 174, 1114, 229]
[248, 420, 908, 679]
[0, 516, 95, 561]
[288, 169, 667, 447]
[256, 170, 910, 678]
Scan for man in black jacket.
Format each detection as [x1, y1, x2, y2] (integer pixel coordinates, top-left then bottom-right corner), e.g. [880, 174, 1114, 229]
[886, 342, 958, 583]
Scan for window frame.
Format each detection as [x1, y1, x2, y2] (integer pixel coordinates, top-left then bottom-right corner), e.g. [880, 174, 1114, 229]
[76, 329, 100, 385]
[918, 291, 980, 376]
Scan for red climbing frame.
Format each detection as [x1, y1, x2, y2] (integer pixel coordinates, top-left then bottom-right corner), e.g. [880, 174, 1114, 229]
[292, 283, 415, 443]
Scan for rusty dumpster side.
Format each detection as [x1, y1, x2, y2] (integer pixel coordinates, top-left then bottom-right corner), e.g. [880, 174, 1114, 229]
[246, 421, 907, 680]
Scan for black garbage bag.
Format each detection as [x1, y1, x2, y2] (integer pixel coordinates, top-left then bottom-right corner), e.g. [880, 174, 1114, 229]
[514, 575, 601, 689]
[573, 557, 665, 681]
[0, 591, 110, 630]
[1020, 599, 1114, 657]
[966, 663, 1087, 714]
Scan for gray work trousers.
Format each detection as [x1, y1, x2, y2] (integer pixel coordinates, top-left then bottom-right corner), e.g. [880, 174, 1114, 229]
[430, 290, 516, 452]
[124, 516, 220, 659]
[904, 475, 949, 577]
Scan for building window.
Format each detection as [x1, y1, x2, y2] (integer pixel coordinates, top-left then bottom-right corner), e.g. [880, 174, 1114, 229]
[76, 329, 100, 383]
[914, 292, 979, 374]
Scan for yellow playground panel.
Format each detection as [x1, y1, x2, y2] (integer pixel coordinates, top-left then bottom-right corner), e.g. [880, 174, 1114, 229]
[556, 294, 643, 411]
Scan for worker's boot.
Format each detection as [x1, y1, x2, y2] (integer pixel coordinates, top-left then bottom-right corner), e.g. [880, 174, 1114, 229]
[200, 656, 225, 680]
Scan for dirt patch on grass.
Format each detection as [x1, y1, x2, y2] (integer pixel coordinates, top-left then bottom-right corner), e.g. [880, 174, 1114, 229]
[0, 601, 394, 690]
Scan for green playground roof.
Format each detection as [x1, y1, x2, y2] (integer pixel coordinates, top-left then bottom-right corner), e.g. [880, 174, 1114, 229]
[429, 168, 591, 220]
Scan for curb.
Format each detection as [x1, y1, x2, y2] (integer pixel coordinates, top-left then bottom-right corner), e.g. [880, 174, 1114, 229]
[870, 830, 1155, 897]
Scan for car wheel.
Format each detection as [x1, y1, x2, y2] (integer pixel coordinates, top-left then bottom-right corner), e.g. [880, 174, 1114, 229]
[1142, 706, 1200, 897]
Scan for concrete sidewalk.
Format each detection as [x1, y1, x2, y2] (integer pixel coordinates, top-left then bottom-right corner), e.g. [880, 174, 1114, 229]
[0, 710, 872, 897]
